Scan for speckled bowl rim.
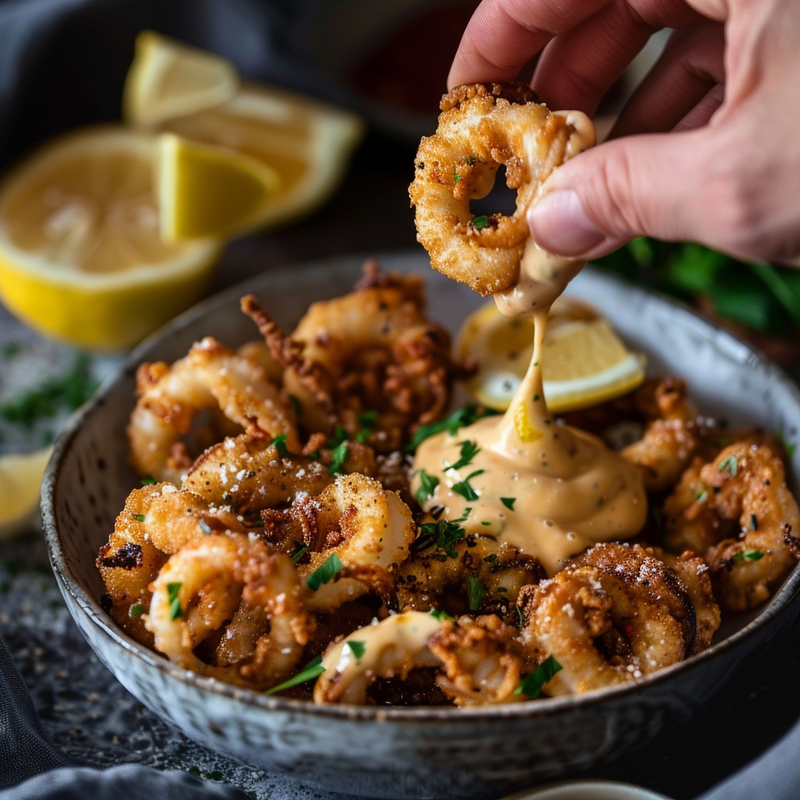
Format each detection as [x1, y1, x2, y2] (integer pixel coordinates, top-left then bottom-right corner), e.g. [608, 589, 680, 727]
[42, 248, 800, 724]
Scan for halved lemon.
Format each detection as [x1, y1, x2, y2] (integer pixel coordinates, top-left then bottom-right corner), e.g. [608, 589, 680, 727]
[458, 299, 646, 413]
[0, 448, 52, 539]
[158, 83, 365, 234]
[123, 31, 240, 128]
[0, 126, 221, 351]
[159, 134, 281, 241]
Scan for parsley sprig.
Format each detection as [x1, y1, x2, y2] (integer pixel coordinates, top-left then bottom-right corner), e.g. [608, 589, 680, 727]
[450, 440, 480, 471]
[265, 656, 326, 695]
[406, 406, 499, 452]
[514, 655, 563, 699]
[307, 553, 344, 591]
[413, 509, 471, 559]
[452, 470, 485, 501]
[414, 469, 440, 505]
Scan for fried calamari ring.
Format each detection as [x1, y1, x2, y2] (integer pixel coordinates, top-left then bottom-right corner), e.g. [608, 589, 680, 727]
[665, 441, 800, 611]
[313, 611, 523, 706]
[145, 533, 315, 689]
[241, 264, 463, 452]
[518, 543, 698, 695]
[409, 83, 594, 296]
[128, 337, 299, 484]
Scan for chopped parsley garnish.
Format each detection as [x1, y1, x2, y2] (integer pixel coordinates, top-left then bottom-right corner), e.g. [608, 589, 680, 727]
[307, 553, 344, 591]
[750, 513, 759, 531]
[405, 406, 499, 452]
[516, 606, 524, 626]
[466, 155, 476, 165]
[430, 608, 454, 621]
[326, 425, 348, 449]
[514, 655, 563, 698]
[141, 476, 157, 486]
[128, 603, 144, 619]
[696, 490, 708, 504]
[167, 582, 183, 620]
[471, 215, 489, 230]
[0, 352, 97, 429]
[718, 455, 739, 477]
[132, 513, 145, 523]
[198, 519, 213, 536]
[450, 440, 480, 471]
[265, 656, 326, 695]
[291, 544, 309, 565]
[346, 640, 366, 663]
[328, 441, 349, 475]
[271, 433, 290, 457]
[481, 520, 492, 526]
[453, 170, 462, 183]
[413, 511, 470, 559]
[483, 554, 498, 563]
[734, 549, 764, 562]
[356, 411, 378, 443]
[467, 575, 484, 611]
[289, 394, 303, 415]
[414, 469, 440, 505]
[452, 469, 485, 501]
[500, 497, 516, 510]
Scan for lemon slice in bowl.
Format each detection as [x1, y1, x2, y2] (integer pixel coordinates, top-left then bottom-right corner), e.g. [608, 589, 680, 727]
[158, 83, 365, 233]
[0, 448, 52, 539]
[124, 30, 240, 128]
[159, 134, 281, 241]
[0, 126, 221, 351]
[458, 298, 646, 413]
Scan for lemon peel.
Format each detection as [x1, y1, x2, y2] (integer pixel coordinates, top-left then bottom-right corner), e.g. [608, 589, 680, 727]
[458, 299, 646, 413]
[158, 134, 281, 241]
[0, 448, 52, 539]
[0, 126, 221, 351]
[124, 30, 240, 128]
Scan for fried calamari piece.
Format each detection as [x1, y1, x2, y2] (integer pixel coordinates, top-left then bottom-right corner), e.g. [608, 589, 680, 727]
[665, 441, 800, 611]
[396, 534, 545, 624]
[622, 377, 712, 493]
[182, 431, 334, 517]
[145, 533, 315, 690]
[312, 610, 523, 706]
[263, 473, 416, 613]
[517, 543, 702, 695]
[241, 263, 466, 452]
[128, 336, 299, 484]
[409, 83, 593, 296]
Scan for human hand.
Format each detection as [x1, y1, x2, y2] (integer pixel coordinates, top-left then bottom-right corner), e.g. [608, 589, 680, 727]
[449, 0, 800, 267]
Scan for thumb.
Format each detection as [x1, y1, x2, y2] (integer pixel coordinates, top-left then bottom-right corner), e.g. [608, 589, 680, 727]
[528, 130, 716, 258]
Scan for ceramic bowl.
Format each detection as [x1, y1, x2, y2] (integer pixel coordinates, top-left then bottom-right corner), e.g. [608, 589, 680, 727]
[42, 251, 800, 800]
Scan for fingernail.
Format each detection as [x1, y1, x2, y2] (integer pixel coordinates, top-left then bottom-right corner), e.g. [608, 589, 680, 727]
[528, 190, 605, 256]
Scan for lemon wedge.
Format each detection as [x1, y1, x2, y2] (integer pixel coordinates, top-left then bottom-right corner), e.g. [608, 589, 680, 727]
[0, 448, 52, 539]
[157, 83, 364, 233]
[0, 126, 221, 351]
[159, 134, 281, 241]
[458, 299, 646, 413]
[124, 31, 240, 128]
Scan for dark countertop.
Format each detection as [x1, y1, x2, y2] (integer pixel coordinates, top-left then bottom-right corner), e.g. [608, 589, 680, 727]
[4, 127, 800, 800]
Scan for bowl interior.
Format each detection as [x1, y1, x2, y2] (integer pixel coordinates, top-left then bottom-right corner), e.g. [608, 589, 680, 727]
[45, 249, 800, 707]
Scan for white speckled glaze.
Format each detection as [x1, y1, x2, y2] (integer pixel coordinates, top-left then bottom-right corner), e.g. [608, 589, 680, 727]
[42, 252, 800, 799]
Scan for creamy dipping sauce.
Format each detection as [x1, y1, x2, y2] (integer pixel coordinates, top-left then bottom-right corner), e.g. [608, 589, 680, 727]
[413, 110, 647, 575]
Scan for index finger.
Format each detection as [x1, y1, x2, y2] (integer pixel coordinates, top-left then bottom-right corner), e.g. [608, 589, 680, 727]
[447, 0, 607, 89]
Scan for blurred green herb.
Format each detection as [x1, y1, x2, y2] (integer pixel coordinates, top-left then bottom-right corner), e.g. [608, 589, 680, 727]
[594, 238, 800, 339]
[0, 353, 97, 429]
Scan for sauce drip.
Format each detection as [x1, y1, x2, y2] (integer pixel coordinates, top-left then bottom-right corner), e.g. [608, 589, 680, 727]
[413, 112, 646, 574]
